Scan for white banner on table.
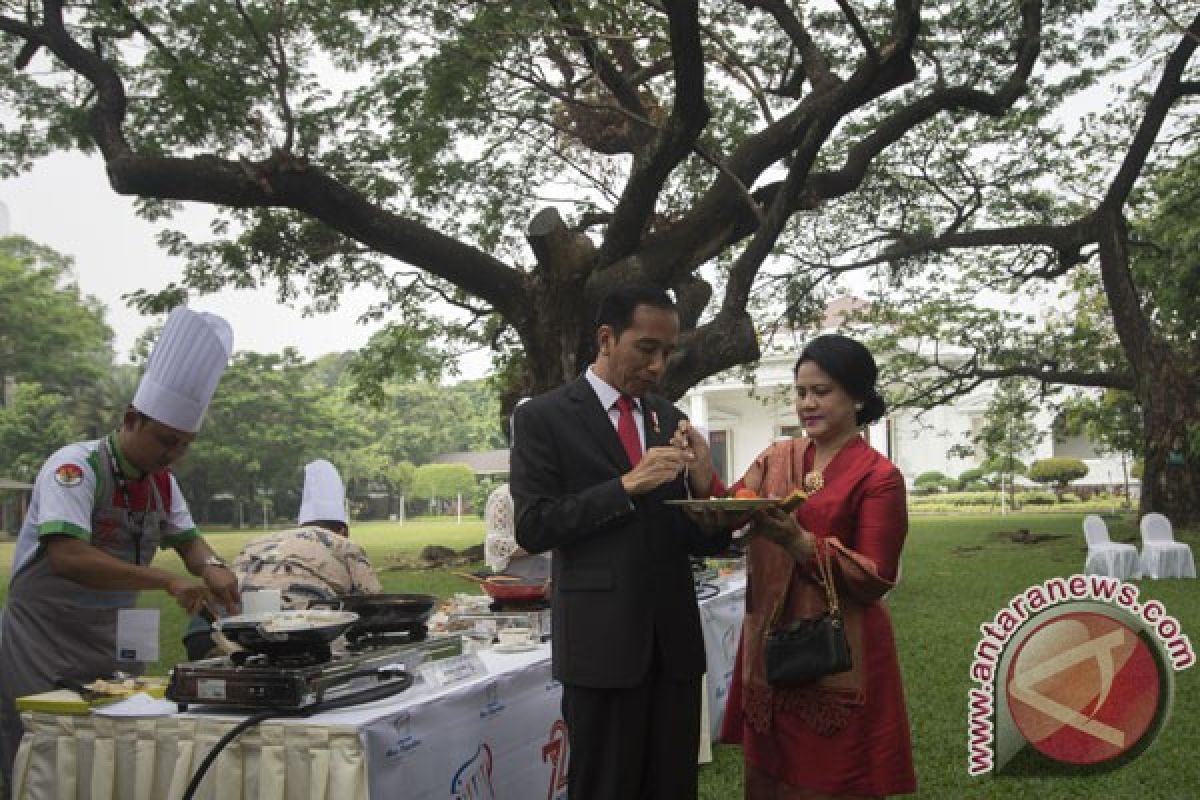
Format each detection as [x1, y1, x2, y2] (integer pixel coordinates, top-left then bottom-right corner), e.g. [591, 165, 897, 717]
[699, 580, 745, 740]
[363, 658, 568, 799]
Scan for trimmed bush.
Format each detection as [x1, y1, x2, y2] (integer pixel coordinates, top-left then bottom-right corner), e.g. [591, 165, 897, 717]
[1020, 490, 1058, 505]
[1028, 458, 1089, 492]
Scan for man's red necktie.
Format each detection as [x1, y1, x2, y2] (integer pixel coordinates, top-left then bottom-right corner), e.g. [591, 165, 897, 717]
[615, 394, 643, 466]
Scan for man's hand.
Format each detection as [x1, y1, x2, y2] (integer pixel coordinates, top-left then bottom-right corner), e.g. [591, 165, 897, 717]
[201, 565, 241, 615]
[621, 446, 686, 496]
[165, 576, 215, 615]
[671, 420, 716, 496]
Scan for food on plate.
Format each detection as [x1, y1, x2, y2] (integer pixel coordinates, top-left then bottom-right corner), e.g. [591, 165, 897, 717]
[778, 488, 809, 511]
[733, 488, 760, 499]
[83, 676, 164, 697]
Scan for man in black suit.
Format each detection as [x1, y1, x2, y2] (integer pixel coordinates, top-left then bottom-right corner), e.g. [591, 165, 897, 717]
[510, 286, 731, 800]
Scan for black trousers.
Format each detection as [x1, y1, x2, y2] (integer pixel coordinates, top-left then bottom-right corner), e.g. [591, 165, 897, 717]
[561, 650, 702, 800]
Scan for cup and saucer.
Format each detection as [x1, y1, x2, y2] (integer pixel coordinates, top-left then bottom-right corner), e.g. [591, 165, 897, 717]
[492, 626, 539, 652]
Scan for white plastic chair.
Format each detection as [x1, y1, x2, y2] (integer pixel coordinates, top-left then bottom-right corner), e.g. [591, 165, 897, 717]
[1082, 515, 1141, 579]
[1138, 513, 1196, 579]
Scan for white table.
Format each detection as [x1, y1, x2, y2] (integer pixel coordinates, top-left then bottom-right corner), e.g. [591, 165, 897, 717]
[15, 577, 746, 800]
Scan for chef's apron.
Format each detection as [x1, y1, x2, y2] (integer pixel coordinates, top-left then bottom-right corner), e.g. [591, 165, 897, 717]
[0, 437, 168, 793]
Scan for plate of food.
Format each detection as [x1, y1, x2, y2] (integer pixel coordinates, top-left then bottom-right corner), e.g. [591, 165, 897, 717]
[666, 489, 808, 514]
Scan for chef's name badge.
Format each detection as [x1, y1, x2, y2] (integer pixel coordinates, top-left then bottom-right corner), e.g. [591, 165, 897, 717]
[116, 608, 160, 662]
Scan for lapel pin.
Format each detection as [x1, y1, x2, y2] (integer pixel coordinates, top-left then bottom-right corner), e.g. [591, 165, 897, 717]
[650, 410, 660, 435]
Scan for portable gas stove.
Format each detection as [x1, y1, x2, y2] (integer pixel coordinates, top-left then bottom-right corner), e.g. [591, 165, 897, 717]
[167, 636, 461, 711]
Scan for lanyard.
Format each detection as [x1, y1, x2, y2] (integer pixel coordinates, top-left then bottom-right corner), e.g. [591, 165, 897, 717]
[104, 436, 157, 566]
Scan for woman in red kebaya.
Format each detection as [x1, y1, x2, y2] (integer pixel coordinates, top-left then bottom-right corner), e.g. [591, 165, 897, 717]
[721, 334, 916, 799]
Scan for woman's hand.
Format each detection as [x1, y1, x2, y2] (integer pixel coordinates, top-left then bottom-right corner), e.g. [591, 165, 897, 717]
[745, 507, 816, 562]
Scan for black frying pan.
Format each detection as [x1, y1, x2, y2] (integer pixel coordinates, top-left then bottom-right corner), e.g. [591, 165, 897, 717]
[214, 610, 359, 656]
[310, 593, 437, 636]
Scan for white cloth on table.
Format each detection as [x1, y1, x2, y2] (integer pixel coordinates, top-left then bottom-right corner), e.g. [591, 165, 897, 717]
[1138, 513, 1196, 579]
[1082, 514, 1140, 579]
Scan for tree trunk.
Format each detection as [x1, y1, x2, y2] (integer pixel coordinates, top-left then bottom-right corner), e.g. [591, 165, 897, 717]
[1139, 363, 1200, 528]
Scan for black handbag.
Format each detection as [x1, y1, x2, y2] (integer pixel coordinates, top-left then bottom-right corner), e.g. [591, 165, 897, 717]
[764, 541, 852, 687]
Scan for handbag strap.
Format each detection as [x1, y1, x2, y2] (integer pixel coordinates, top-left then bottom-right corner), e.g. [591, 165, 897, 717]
[767, 536, 841, 629]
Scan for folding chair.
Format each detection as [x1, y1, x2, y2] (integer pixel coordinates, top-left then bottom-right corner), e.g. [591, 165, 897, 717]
[1138, 513, 1196, 579]
[1082, 514, 1140, 579]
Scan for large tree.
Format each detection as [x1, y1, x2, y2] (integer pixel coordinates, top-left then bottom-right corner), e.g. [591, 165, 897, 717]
[1, 2, 1193, 520]
[0, 1, 1093, 402]
[817, 5, 1200, 524]
[0, 235, 113, 397]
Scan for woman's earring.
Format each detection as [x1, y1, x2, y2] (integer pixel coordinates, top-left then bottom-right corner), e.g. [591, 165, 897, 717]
[854, 402, 864, 411]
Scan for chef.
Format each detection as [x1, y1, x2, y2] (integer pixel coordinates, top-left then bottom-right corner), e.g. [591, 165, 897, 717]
[0, 306, 239, 796]
[183, 459, 383, 659]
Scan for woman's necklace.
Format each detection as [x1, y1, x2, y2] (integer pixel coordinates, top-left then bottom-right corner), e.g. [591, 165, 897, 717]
[802, 437, 856, 494]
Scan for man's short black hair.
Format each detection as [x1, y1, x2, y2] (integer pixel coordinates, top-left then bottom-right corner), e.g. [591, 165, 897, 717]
[594, 286, 676, 339]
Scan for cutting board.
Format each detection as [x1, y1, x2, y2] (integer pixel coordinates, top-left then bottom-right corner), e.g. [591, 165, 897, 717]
[16, 681, 169, 715]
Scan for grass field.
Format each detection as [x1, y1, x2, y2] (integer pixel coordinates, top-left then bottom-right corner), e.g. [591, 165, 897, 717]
[2, 512, 1197, 798]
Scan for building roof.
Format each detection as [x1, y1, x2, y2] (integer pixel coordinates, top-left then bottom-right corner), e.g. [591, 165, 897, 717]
[432, 449, 510, 475]
[0, 478, 33, 491]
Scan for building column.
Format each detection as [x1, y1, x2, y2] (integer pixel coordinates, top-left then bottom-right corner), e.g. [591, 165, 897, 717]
[689, 391, 710, 432]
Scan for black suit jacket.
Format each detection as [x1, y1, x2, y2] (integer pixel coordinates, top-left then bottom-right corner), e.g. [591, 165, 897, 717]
[510, 376, 731, 687]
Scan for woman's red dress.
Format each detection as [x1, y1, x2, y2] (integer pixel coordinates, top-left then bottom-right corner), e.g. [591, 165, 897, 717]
[721, 437, 917, 797]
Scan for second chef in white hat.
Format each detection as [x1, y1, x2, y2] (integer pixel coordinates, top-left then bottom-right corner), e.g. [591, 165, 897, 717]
[0, 306, 240, 792]
[183, 459, 384, 660]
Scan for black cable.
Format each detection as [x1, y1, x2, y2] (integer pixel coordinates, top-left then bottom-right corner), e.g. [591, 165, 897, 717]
[181, 669, 413, 800]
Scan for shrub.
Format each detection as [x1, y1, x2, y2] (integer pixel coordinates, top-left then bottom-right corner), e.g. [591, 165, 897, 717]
[1020, 490, 1058, 505]
[958, 467, 988, 488]
[1028, 458, 1089, 492]
[915, 471, 952, 494]
[1060, 492, 1081, 503]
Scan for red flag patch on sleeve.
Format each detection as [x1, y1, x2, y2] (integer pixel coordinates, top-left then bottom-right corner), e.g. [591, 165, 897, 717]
[53, 463, 84, 487]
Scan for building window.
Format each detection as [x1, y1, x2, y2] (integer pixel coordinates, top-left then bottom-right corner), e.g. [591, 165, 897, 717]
[710, 430, 730, 484]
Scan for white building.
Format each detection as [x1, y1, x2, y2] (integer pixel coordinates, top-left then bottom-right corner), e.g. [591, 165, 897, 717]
[678, 349, 1133, 491]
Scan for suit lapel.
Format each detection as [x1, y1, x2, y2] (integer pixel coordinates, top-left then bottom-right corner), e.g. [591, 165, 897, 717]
[566, 376, 633, 470]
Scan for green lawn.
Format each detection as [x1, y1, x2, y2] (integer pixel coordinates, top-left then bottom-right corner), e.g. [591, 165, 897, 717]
[2, 512, 1197, 798]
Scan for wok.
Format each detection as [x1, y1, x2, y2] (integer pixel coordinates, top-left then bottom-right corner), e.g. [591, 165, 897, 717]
[310, 593, 437, 636]
[453, 572, 548, 603]
[214, 610, 359, 656]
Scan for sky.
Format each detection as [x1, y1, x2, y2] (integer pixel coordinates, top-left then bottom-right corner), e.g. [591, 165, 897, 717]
[0, 151, 466, 370]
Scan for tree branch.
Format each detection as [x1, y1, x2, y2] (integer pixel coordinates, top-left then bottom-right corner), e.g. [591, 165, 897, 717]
[836, 0, 879, 61]
[547, 0, 647, 120]
[233, 0, 295, 153]
[1104, 11, 1200, 209]
[597, 0, 710, 268]
[738, 0, 838, 91]
[105, 153, 527, 319]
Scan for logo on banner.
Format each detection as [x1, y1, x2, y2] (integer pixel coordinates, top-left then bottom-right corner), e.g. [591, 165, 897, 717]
[383, 711, 422, 759]
[541, 719, 570, 800]
[967, 576, 1193, 777]
[451, 743, 495, 800]
[720, 623, 739, 662]
[479, 680, 506, 720]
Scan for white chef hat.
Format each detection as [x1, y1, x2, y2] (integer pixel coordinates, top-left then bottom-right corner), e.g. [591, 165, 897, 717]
[131, 306, 234, 433]
[298, 459, 348, 525]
